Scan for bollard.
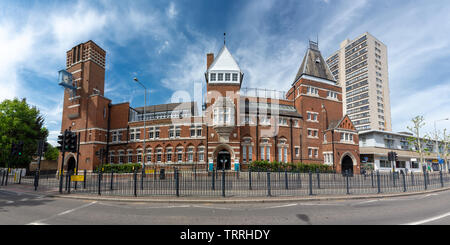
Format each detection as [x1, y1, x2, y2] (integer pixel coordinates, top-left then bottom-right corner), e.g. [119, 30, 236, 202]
[285, 170, 289, 190]
[377, 171, 381, 194]
[308, 171, 313, 196]
[249, 169, 252, 190]
[222, 169, 226, 197]
[346, 170, 350, 195]
[68, 171, 72, 194]
[267, 172, 271, 197]
[402, 171, 406, 192]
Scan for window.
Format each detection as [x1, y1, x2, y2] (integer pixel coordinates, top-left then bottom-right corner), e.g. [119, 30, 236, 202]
[225, 73, 231, 81]
[176, 148, 183, 162]
[156, 149, 162, 162]
[308, 148, 313, 158]
[175, 126, 181, 137]
[380, 159, 390, 168]
[295, 147, 299, 156]
[284, 148, 287, 163]
[198, 147, 205, 162]
[166, 149, 172, 162]
[187, 148, 194, 162]
[307, 86, 319, 95]
[210, 73, 216, 81]
[243, 146, 247, 162]
[411, 161, 419, 169]
[155, 127, 160, 138]
[327, 91, 338, 99]
[190, 129, 195, 137]
[218, 73, 223, 81]
[261, 146, 265, 160]
[232, 73, 238, 81]
[266, 146, 270, 161]
[146, 149, 152, 163]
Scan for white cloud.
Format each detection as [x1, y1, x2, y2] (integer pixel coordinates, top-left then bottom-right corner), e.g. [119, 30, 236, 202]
[166, 2, 178, 19]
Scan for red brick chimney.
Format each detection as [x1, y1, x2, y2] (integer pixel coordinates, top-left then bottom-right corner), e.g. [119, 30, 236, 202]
[207, 53, 214, 69]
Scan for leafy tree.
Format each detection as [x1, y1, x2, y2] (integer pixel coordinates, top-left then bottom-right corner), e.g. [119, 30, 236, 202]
[407, 116, 427, 171]
[44, 143, 60, 161]
[0, 98, 48, 168]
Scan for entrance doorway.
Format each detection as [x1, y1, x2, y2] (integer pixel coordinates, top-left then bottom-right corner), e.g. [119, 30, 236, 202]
[341, 155, 353, 176]
[217, 150, 231, 170]
[67, 157, 76, 173]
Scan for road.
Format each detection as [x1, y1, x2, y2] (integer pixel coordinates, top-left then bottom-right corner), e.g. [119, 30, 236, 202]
[0, 187, 449, 225]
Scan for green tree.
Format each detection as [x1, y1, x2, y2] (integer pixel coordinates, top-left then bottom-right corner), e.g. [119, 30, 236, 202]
[44, 143, 59, 161]
[407, 115, 427, 171]
[0, 98, 48, 168]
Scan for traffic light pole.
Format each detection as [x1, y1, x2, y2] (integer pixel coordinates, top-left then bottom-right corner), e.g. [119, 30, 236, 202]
[59, 130, 67, 193]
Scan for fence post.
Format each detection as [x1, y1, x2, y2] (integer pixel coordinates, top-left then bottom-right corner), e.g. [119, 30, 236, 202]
[440, 170, 444, 188]
[297, 170, 301, 189]
[222, 169, 226, 197]
[424, 170, 428, 190]
[411, 172, 415, 186]
[285, 170, 288, 190]
[83, 170, 87, 189]
[18, 169, 22, 184]
[267, 172, 271, 197]
[110, 170, 114, 191]
[98, 169, 102, 196]
[141, 167, 145, 191]
[134, 169, 137, 197]
[308, 171, 313, 196]
[371, 171, 374, 188]
[249, 169, 252, 190]
[392, 171, 396, 187]
[316, 169, 320, 189]
[377, 170, 381, 194]
[34, 170, 39, 191]
[346, 170, 350, 195]
[402, 171, 406, 192]
[175, 168, 179, 197]
[212, 168, 215, 190]
[68, 170, 72, 194]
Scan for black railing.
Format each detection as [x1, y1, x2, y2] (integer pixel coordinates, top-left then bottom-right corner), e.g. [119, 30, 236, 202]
[2, 168, 450, 198]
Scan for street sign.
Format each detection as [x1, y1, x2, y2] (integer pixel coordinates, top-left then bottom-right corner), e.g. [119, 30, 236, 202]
[145, 169, 155, 174]
[71, 175, 85, 182]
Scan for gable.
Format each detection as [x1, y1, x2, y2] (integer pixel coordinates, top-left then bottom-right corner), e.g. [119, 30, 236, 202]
[338, 115, 356, 131]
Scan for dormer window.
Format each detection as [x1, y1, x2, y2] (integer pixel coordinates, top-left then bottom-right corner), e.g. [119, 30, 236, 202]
[218, 73, 224, 81]
[225, 73, 231, 81]
[210, 73, 216, 81]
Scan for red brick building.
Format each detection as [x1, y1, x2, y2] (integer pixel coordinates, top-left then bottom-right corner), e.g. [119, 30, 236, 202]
[58, 40, 360, 174]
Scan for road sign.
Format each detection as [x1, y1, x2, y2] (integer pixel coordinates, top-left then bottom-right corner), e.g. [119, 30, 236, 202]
[71, 175, 85, 182]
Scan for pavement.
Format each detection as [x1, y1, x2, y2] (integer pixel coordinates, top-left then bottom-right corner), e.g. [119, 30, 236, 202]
[2, 183, 450, 204]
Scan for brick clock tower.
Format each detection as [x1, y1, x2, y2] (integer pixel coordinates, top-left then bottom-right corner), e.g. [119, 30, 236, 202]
[59, 40, 111, 172]
[204, 44, 244, 171]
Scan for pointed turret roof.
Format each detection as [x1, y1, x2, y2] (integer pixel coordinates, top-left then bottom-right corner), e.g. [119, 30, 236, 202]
[207, 45, 241, 72]
[293, 41, 336, 84]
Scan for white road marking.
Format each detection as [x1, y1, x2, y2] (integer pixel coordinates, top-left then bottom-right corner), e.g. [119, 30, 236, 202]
[403, 212, 450, 225]
[28, 222, 48, 225]
[26, 201, 97, 225]
[261, 203, 298, 209]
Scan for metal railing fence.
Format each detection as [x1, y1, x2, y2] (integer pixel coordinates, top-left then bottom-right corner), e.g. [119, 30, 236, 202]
[2, 168, 449, 198]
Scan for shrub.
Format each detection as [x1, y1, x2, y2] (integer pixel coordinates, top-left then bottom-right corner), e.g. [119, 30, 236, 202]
[249, 161, 332, 173]
[95, 163, 142, 173]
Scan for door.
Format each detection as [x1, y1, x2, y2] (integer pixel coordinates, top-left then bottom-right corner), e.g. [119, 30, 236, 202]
[217, 151, 231, 170]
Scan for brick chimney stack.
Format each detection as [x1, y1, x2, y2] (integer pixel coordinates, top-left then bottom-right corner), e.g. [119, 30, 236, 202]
[207, 53, 214, 69]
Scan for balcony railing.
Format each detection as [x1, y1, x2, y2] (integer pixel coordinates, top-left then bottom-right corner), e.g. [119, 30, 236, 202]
[240, 87, 287, 100]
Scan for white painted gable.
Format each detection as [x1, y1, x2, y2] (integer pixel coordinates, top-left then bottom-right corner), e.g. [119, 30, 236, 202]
[208, 45, 241, 72]
[207, 45, 242, 84]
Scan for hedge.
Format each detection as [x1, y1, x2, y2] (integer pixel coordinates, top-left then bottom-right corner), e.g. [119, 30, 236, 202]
[95, 163, 142, 173]
[248, 160, 333, 173]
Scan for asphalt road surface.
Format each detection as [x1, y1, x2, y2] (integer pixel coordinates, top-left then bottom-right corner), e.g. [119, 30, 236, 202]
[1, 187, 449, 225]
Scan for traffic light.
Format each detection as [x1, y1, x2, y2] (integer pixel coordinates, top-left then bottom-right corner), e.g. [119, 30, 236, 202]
[17, 141, 23, 156]
[64, 130, 71, 152]
[11, 142, 17, 156]
[388, 151, 393, 161]
[394, 152, 398, 162]
[57, 133, 64, 151]
[67, 132, 77, 153]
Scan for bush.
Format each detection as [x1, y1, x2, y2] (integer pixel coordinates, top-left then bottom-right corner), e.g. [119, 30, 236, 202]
[249, 161, 332, 173]
[95, 163, 142, 173]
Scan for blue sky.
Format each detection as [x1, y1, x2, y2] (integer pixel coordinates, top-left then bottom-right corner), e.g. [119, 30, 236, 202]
[1, 0, 450, 145]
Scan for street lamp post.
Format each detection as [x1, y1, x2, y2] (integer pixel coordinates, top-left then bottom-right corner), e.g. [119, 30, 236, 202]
[434, 118, 449, 171]
[133, 77, 147, 170]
